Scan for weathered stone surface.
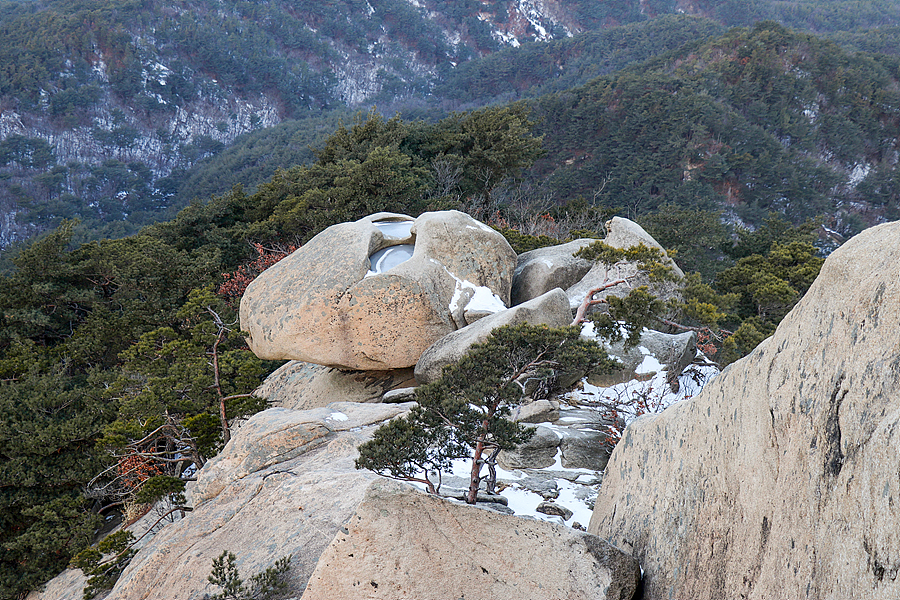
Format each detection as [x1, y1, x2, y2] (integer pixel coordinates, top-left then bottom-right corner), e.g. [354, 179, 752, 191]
[25, 568, 88, 600]
[559, 428, 611, 470]
[602, 216, 684, 278]
[511, 398, 560, 423]
[381, 386, 417, 403]
[587, 329, 697, 387]
[105, 402, 414, 600]
[589, 221, 900, 600]
[301, 479, 641, 600]
[254, 360, 416, 411]
[566, 217, 682, 311]
[414, 288, 573, 384]
[500, 404, 617, 472]
[511, 239, 596, 306]
[519, 476, 560, 499]
[240, 211, 516, 370]
[536, 501, 574, 520]
[497, 425, 560, 470]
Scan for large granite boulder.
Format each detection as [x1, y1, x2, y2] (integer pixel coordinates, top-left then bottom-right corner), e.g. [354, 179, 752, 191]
[25, 566, 88, 600]
[511, 239, 596, 306]
[104, 402, 414, 600]
[566, 217, 683, 311]
[240, 211, 516, 370]
[497, 425, 561, 470]
[414, 288, 573, 384]
[254, 360, 416, 410]
[589, 221, 900, 599]
[301, 479, 641, 600]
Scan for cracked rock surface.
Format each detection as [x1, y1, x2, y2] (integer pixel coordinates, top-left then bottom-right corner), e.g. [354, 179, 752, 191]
[105, 402, 415, 600]
[590, 221, 900, 600]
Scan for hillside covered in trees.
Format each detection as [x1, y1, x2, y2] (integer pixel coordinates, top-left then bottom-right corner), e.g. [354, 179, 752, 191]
[527, 21, 900, 236]
[1, 0, 899, 246]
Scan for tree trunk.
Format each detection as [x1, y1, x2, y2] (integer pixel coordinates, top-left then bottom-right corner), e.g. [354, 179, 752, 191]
[467, 437, 485, 504]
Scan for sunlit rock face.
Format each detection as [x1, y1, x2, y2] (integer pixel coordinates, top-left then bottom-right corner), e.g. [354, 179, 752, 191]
[589, 221, 900, 600]
[414, 288, 573, 384]
[240, 210, 516, 370]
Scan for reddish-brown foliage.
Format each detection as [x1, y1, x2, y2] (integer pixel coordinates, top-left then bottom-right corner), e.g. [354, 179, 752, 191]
[217, 242, 297, 301]
[116, 454, 163, 490]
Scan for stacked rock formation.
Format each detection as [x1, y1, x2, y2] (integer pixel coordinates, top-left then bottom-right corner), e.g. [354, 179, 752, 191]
[239, 211, 517, 371]
[29, 212, 701, 600]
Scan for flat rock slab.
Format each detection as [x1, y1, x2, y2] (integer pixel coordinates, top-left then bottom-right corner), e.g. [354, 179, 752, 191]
[590, 221, 900, 600]
[301, 479, 641, 600]
[254, 360, 416, 410]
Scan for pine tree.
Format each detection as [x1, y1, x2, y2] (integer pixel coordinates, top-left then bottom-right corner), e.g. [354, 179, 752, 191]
[357, 324, 611, 503]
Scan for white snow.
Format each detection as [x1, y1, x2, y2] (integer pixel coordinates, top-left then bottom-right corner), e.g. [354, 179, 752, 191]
[635, 354, 665, 375]
[465, 285, 507, 313]
[389, 346, 719, 531]
[365, 244, 414, 277]
[327, 412, 349, 422]
[848, 163, 871, 187]
[569, 365, 719, 429]
[374, 220, 413, 239]
[447, 273, 507, 315]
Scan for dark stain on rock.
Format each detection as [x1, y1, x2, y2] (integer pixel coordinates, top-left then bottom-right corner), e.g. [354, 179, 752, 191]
[824, 375, 847, 480]
[582, 535, 641, 600]
[864, 537, 891, 583]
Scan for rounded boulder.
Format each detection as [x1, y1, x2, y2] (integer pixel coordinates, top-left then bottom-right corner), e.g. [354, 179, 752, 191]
[240, 211, 516, 370]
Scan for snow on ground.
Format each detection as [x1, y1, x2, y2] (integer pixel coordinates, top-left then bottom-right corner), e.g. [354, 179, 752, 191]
[568, 364, 719, 429]
[408, 360, 720, 529]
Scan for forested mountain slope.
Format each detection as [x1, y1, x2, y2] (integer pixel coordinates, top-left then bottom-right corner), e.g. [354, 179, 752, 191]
[1, 0, 899, 247]
[524, 21, 900, 235]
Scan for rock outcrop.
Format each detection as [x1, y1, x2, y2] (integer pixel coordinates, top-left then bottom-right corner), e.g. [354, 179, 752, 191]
[106, 402, 414, 600]
[589, 221, 900, 599]
[566, 217, 682, 311]
[511, 238, 596, 306]
[602, 216, 684, 278]
[587, 329, 697, 387]
[414, 288, 573, 384]
[499, 406, 617, 471]
[301, 479, 641, 600]
[240, 211, 516, 370]
[254, 361, 416, 410]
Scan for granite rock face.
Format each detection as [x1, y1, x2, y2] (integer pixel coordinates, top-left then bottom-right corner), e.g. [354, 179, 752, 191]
[254, 360, 416, 410]
[589, 221, 900, 600]
[301, 479, 641, 600]
[587, 329, 697, 387]
[511, 238, 596, 306]
[104, 402, 414, 600]
[414, 288, 573, 384]
[566, 217, 682, 311]
[240, 211, 515, 370]
[602, 216, 684, 278]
